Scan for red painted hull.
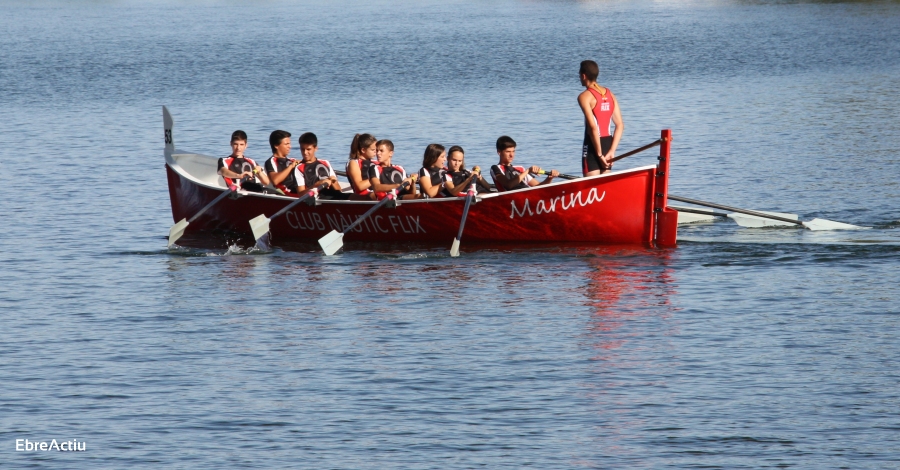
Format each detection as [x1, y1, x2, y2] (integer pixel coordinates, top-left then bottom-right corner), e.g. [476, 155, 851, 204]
[165, 132, 678, 247]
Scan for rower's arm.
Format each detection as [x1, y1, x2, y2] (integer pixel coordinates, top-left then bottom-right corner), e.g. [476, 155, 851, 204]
[419, 173, 443, 198]
[255, 166, 271, 186]
[494, 169, 529, 190]
[606, 93, 624, 164]
[370, 177, 400, 193]
[348, 163, 371, 192]
[444, 173, 477, 197]
[268, 160, 297, 186]
[579, 91, 603, 156]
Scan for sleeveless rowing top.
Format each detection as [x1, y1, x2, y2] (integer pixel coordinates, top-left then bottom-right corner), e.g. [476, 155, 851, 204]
[347, 158, 375, 195]
[445, 169, 478, 197]
[588, 87, 616, 137]
[418, 166, 450, 196]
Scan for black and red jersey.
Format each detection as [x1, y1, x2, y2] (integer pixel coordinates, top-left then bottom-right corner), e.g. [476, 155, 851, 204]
[346, 158, 376, 196]
[297, 159, 336, 188]
[489, 164, 532, 192]
[218, 156, 261, 189]
[264, 156, 301, 193]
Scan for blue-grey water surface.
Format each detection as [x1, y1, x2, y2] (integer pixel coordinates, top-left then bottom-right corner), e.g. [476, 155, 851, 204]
[2, 0, 899, 468]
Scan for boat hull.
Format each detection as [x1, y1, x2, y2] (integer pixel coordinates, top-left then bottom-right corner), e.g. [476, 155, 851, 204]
[163, 122, 678, 247]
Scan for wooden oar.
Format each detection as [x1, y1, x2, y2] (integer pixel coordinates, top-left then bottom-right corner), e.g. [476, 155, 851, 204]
[450, 183, 477, 257]
[668, 195, 866, 231]
[318, 180, 413, 256]
[167, 186, 237, 248]
[249, 181, 331, 250]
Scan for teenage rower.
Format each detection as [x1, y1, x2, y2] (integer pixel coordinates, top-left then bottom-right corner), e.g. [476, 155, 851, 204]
[218, 130, 272, 192]
[489, 136, 558, 192]
[578, 59, 624, 176]
[295, 132, 347, 200]
[264, 130, 302, 195]
[369, 139, 418, 200]
[346, 133, 378, 200]
[445, 145, 490, 196]
[417, 143, 452, 198]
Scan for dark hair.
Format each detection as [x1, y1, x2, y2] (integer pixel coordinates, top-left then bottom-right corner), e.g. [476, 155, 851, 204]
[447, 145, 465, 168]
[377, 139, 394, 152]
[349, 133, 377, 159]
[231, 130, 247, 143]
[496, 135, 516, 152]
[422, 143, 446, 168]
[299, 132, 318, 147]
[579, 60, 599, 82]
[269, 130, 291, 153]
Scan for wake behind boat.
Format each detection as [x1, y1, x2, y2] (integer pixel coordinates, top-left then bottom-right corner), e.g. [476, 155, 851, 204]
[162, 107, 680, 251]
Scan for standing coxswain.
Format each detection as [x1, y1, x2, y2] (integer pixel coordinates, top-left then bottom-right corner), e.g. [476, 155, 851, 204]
[578, 60, 624, 176]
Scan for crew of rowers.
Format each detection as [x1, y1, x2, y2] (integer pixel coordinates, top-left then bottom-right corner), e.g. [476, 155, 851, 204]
[219, 60, 622, 200]
[218, 130, 560, 200]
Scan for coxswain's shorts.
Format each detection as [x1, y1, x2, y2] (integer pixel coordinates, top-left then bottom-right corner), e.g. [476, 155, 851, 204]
[582, 135, 614, 174]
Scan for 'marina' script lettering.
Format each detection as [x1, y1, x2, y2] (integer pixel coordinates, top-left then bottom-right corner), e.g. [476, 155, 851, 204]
[509, 189, 605, 219]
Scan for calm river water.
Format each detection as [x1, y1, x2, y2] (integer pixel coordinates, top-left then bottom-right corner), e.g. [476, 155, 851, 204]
[1, 0, 899, 468]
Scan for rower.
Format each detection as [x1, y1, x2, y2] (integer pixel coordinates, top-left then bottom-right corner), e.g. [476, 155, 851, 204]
[578, 59, 624, 176]
[369, 139, 417, 200]
[489, 136, 558, 192]
[346, 133, 378, 200]
[417, 143, 452, 198]
[295, 132, 347, 200]
[445, 145, 490, 196]
[218, 130, 272, 192]
[264, 130, 302, 195]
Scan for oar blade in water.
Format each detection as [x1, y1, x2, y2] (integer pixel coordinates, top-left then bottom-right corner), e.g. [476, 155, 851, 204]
[728, 211, 799, 228]
[318, 230, 344, 256]
[802, 218, 868, 231]
[167, 218, 189, 248]
[450, 238, 461, 257]
[249, 214, 271, 247]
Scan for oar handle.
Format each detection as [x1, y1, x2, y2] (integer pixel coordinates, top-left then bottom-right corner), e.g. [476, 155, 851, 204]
[668, 195, 803, 226]
[611, 139, 663, 163]
[341, 180, 412, 234]
[335, 170, 348, 177]
[188, 186, 237, 223]
[536, 170, 578, 180]
[269, 181, 331, 220]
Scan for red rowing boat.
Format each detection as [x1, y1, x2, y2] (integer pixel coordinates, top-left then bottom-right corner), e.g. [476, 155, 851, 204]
[162, 107, 678, 248]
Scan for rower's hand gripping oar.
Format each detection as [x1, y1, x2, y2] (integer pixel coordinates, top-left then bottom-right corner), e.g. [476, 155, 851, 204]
[318, 177, 415, 256]
[668, 195, 867, 231]
[450, 175, 479, 257]
[167, 185, 238, 248]
[249, 181, 331, 250]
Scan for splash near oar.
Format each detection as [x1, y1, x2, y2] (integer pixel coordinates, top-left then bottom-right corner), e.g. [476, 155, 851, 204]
[668, 195, 867, 231]
[450, 182, 477, 257]
[249, 181, 331, 250]
[167, 186, 237, 248]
